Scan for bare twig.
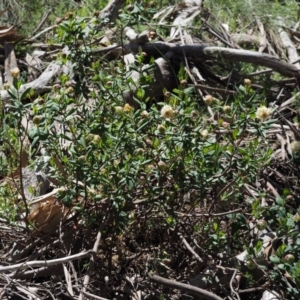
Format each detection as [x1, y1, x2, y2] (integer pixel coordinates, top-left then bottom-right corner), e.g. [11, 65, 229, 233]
[178, 232, 203, 263]
[229, 270, 240, 300]
[0, 251, 92, 272]
[82, 291, 110, 300]
[148, 274, 224, 300]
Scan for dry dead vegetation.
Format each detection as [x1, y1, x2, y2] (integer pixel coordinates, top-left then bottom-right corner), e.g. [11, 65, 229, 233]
[1, 0, 300, 299]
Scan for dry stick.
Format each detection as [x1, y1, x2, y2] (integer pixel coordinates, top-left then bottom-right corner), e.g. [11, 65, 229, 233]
[192, 84, 236, 95]
[148, 274, 224, 300]
[28, 25, 58, 42]
[0, 250, 92, 272]
[229, 270, 240, 300]
[79, 221, 105, 300]
[178, 232, 203, 263]
[82, 291, 110, 300]
[95, 42, 300, 79]
[31, 8, 53, 36]
[175, 208, 242, 217]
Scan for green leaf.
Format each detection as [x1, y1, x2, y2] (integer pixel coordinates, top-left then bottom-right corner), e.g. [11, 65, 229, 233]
[20, 87, 33, 101]
[269, 255, 281, 264]
[276, 197, 284, 206]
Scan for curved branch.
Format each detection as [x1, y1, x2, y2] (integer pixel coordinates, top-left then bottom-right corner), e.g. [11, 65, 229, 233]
[148, 274, 224, 300]
[96, 42, 300, 78]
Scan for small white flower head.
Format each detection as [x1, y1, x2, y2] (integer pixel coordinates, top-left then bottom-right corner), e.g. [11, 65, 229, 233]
[115, 106, 123, 114]
[161, 105, 174, 119]
[203, 95, 214, 106]
[158, 160, 167, 170]
[10, 67, 20, 78]
[244, 78, 252, 87]
[141, 110, 149, 118]
[290, 141, 300, 153]
[223, 105, 231, 113]
[200, 129, 209, 138]
[256, 106, 271, 121]
[123, 103, 134, 113]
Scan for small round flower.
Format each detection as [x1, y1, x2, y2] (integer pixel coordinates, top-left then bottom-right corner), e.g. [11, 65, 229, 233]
[123, 103, 134, 113]
[284, 254, 295, 264]
[92, 135, 101, 144]
[256, 106, 271, 121]
[203, 95, 214, 106]
[10, 67, 20, 78]
[190, 110, 199, 118]
[3, 83, 10, 90]
[36, 97, 45, 105]
[32, 115, 42, 125]
[164, 91, 171, 98]
[161, 105, 174, 119]
[145, 138, 152, 146]
[256, 220, 267, 230]
[293, 213, 300, 222]
[223, 105, 231, 113]
[200, 129, 209, 138]
[158, 161, 167, 170]
[65, 81, 73, 87]
[135, 148, 144, 155]
[66, 87, 74, 94]
[85, 134, 95, 142]
[78, 155, 86, 163]
[52, 83, 61, 90]
[148, 30, 157, 40]
[241, 175, 248, 183]
[180, 79, 188, 87]
[222, 122, 230, 128]
[115, 106, 123, 114]
[290, 141, 300, 153]
[141, 110, 149, 118]
[246, 260, 256, 270]
[244, 78, 252, 87]
[157, 124, 166, 133]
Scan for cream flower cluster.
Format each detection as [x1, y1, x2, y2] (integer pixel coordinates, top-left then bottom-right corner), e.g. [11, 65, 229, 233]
[256, 106, 271, 121]
[161, 105, 174, 119]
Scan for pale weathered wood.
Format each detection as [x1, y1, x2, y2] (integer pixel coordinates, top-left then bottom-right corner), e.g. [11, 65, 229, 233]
[4, 41, 18, 84]
[0, 61, 61, 103]
[97, 42, 300, 78]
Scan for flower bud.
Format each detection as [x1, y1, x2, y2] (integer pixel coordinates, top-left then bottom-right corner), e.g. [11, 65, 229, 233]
[10, 67, 20, 78]
[256, 220, 267, 230]
[33, 115, 42, 125]
[157, 124, 166, 133]
[203, 95, 214, 106]
[158, 161, 167, 170]
[284, 254, 295, 263]
[244, 78, 251, 87]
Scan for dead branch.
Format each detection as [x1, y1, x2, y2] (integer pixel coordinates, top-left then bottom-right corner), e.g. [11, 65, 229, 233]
[0, 250, 92, 272]
[148, 274, 224, 300]
[95, 42, 300, 78]
[0, 61, 61, 103]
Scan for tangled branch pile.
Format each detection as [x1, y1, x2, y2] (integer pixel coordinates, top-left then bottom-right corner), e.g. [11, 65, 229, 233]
[0, 0, 300, 299]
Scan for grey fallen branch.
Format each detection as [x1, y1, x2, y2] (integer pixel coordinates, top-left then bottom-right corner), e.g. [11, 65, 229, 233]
[95, 42, 300, 78]
[178, 232, 203, 263]
[0, 61, 61, 103]
[148, 274, 224, 300]
[0, 250, 92, 273]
